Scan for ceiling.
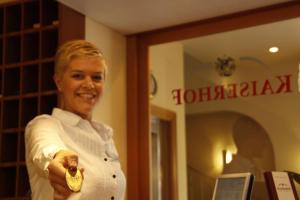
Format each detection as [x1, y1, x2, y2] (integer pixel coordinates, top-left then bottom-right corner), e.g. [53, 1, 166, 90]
[58, 0, 291, 35]
[182, 17, 300, 68]
[57, 0, 298, 67]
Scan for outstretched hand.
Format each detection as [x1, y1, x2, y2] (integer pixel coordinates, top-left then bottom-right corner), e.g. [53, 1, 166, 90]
[47, 150, 84, 200]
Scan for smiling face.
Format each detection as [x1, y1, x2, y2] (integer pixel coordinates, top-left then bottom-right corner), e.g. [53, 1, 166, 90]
[54, 57, 106, 120]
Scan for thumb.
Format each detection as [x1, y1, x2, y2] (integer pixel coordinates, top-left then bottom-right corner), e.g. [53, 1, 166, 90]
[54, 150, 78, 171]
[80, 168, 85, 180]
[65, 155, 78, 172]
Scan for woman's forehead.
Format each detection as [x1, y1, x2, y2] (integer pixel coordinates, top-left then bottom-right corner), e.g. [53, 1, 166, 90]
[67, 57, 106, 71]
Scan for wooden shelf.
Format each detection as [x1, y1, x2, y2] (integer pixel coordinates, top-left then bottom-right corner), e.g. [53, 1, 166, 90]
[0, 132, 18, 163]
[41, 29, 58, 58]
[21, 97, 38, 127]
[23, 32, 39, 61]
[41, 0, 58, 26]
[23, 1, 39, 30]
[0, 0, 85, 199]
[0, 8, 3, 34]
[5, 4, 21, 33]
[40, 94, 57, 115]
[22, 64, 39, 94]
[17, 166, 30, 197]
[0, 166, 16, 197]
[5, 35, 21, 64]
[41, 61, 56, 91]
[4, 67, 20, 96]
[3, 99, 19, 129]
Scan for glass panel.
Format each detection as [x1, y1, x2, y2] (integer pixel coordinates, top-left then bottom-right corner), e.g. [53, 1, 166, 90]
[149, 17, 300, 200]
[151, 117, 162, 200]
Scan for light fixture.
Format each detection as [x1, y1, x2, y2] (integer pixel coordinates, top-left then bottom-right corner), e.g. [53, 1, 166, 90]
[225, 150, 233, 164]
[222, 150, 233, 165]
[269, 46, 279, 53]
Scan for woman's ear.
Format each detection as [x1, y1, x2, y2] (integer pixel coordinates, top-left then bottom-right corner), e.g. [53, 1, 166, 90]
[53, 74, 62, 92]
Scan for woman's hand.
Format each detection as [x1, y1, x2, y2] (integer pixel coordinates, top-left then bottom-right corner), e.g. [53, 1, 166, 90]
[47, 150, 83, 200]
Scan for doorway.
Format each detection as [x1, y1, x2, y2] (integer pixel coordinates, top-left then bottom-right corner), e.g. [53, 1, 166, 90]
[151, 105, 178, 200]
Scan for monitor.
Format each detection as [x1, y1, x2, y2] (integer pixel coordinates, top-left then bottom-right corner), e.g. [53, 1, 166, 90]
[212, 172, 254, 200]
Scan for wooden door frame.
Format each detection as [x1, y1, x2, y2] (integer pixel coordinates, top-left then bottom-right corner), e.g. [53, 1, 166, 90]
[126, 2, 300, 200]
[151, 105, 178, 200]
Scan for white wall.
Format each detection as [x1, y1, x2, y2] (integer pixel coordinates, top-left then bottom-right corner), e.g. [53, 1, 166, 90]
[85, 17, 127, 176]
[150, 42, 188, 200]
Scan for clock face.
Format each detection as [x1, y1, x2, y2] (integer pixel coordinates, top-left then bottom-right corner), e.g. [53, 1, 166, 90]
[150, 73, 158, 98]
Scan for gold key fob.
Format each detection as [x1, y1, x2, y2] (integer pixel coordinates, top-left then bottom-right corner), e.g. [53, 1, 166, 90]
[65, 169, 83, 192]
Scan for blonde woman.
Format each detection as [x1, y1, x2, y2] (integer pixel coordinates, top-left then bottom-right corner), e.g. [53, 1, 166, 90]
[25, 40, 126, 200]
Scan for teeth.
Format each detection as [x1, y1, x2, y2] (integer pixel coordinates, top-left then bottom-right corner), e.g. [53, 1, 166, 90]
[78, 93, 95, 100]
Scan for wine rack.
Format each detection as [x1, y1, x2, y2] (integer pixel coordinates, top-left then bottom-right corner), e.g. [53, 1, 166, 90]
[0, 0, 84, 199]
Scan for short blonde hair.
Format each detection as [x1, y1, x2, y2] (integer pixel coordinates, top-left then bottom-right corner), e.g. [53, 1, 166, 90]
[55, 40, 106, 77]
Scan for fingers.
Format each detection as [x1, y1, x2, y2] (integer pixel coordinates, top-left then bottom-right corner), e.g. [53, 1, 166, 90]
[65, 155, 78, 173]
[48, 150, 82, 199]
[80, 168, 85, 180]
[48, 160, 70, 198]
[48, 170, 68, 188]
[53, 190, 69, 200]
[48, 159, 66, 178]
[54, 150, 79, 170]
[51, 182, 71, 196]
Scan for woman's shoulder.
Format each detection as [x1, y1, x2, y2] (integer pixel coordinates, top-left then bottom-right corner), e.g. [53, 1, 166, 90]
[26, 114, 60, 129]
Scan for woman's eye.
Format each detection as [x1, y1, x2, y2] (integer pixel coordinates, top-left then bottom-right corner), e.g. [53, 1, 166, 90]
[72, 74, 83, 79]
[92, 74, 103, 81]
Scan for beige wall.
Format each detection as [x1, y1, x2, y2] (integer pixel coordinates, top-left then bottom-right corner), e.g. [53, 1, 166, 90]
[85, 17, 127, 176]
[185, 53, 300, 173]
[150, 42, 188, 200]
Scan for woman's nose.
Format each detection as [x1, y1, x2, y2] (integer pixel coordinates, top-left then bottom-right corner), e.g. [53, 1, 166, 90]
[83, 77, 95, 88]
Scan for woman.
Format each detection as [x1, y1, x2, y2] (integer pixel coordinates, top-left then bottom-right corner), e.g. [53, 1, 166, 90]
[25, 40, 126, 200]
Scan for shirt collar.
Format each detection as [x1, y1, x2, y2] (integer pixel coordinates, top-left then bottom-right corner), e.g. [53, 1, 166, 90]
[52, 108, 82, 126]
[51, 107, 113, 140]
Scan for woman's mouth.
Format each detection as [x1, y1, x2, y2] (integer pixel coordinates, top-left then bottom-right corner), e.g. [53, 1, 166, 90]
[77, 92, 97, 101]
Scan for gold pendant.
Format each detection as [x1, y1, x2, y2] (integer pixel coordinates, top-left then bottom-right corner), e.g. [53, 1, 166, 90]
[65, 169, 83, 192]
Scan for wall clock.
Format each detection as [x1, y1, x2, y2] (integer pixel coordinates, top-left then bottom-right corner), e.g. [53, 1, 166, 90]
[150, 72, 158, 99]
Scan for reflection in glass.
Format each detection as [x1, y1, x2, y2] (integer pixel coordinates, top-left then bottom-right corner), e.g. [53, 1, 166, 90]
[151, 116, 162, 200]
[150, 17, 300, 200]
[151, 114, 174, 200]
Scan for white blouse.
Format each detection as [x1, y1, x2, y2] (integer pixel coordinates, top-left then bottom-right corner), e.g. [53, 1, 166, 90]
[25, 108, 126, 200]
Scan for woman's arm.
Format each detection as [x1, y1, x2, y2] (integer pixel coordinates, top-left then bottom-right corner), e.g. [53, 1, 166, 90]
[25, 116, 67, 175]
[25, 116, 82, 199]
